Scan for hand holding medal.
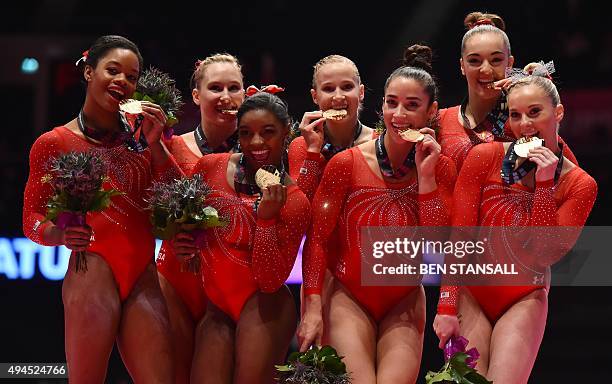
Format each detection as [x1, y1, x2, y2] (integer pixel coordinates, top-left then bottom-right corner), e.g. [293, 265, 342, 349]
[254, 165, 288, 221]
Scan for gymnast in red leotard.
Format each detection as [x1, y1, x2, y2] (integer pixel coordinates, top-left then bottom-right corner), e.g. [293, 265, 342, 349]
[173, 90, 310, 383]
[299, 45, 456, 383]
[288, 55, 379, 330]
[438, 11, 578, 172]
[434, 70, 597, 383]
[288, 54, 376, 200]
[22, 35, 180, 383]
[154, 53, 244, 384]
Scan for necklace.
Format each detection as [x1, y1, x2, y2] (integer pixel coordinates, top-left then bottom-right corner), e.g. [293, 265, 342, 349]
[320, 120, 363, 160]
[501, 141, 564, 185]
[78, 109, 147, 152]
[460, 93, 511, 144]
[194, 124, 240, 155]
[233, 154, 288, 214]
[375, 131, 416, 179]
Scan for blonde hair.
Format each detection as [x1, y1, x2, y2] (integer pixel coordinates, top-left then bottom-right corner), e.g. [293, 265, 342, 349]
[461, 12, 511, 55]
[312, 55, 361, 88]
[191, 53, 242, 89]
[508, 75, 560, 106]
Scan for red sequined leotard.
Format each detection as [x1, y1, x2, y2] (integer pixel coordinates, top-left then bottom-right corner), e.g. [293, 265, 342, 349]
[192, 153, 310, 321]
[288, 131, 379, 201]
[438, 106, 578, 172]
[155, 135, 207, 320]
[23, 126, 181, 300]
[303, 146, 456, 321]
[437, 142, 597, 322]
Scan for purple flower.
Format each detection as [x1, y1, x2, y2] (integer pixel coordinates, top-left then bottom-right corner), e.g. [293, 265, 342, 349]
[443, 336, 481, 368]
[465, 347, 480, 369]
[444, 335, 469, 361]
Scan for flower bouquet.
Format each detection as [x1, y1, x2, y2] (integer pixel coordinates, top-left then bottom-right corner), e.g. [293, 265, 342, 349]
[132, 66, 184, 140]
[41, 151, 122, 272]
[275, 345, 351, 384]
[425, 336, 491, 384]
[147, 174, 225, 273]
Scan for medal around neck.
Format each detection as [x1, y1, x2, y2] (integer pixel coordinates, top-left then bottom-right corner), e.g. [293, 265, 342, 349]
[119, 99, 144, 134]
[514, 136, 543, 158]
[323, 108, 348, 121]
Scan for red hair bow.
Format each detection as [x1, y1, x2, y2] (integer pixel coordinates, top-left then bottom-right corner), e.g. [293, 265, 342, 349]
[75, 50, 90, 66]
[245, 84, 285, 97]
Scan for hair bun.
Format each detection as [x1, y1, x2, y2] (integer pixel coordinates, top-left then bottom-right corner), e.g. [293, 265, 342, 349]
[403, 44, 433, 73]
[464, 11, 506, 31]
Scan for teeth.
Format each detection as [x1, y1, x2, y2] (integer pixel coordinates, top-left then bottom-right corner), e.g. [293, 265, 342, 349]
[392, 123, 412, 131]
[109, 89, 125, 98]
[220, 109, 237, 115]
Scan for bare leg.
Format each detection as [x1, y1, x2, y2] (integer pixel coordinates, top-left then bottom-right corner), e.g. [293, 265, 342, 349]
[326, 280, 377, 384]
[456, 288, 493, 375]
[158, 273, 195, 384]
[116, 263, 174, 383]
[376, 286, 426, 384]
[62, 252, 121, 384]
[234, 286, 297, 384]
[191, 302, 235, 384]
[487, 288, 548, 384]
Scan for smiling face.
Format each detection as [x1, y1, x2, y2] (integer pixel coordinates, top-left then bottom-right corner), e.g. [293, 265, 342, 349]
[311, 61, 364, 122]
[382, 76, 437, 144]
[192, 62, 245, 129]
[460, 32, 514, 100]
[238, 109, 288, 170]
[84, 48, 140, 112]
[507, 82, 564, 149]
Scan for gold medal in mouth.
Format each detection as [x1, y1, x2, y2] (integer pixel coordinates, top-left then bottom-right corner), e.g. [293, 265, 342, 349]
[322, 109, 348, 121]
[255, 167, 281, 189]
[514, 136, 543, 157]
[399, 128, 424, 142]
[119, 99, 143, 114]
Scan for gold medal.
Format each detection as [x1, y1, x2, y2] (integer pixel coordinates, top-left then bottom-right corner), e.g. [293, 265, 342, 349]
[514, 137, 543, 157]
[322, 109, 348, 121]
[399, 129, 424, 142]
[119, 99, 143, 114]
[255, 167, 282, 189]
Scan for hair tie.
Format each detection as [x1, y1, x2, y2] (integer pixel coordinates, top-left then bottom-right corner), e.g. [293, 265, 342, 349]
[75, 50, 89, 66]
[471, 19, 495, 29]
[194, 59, 203, 70]
[245, 84, 285, 97]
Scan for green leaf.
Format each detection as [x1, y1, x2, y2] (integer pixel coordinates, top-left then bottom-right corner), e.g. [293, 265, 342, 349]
[425, 370, 454, 383]
[322, 357, 346, 375]
[274, 364, 294, 372]
[152, 221, 177, 240]
[463, 371, 492, 384]
[88, 189, 123, 212]
[167, 115, 178, 127]
[449, 353, 472, 377]
[287, 351, 301, 363]
[319, 345, 337, 357]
